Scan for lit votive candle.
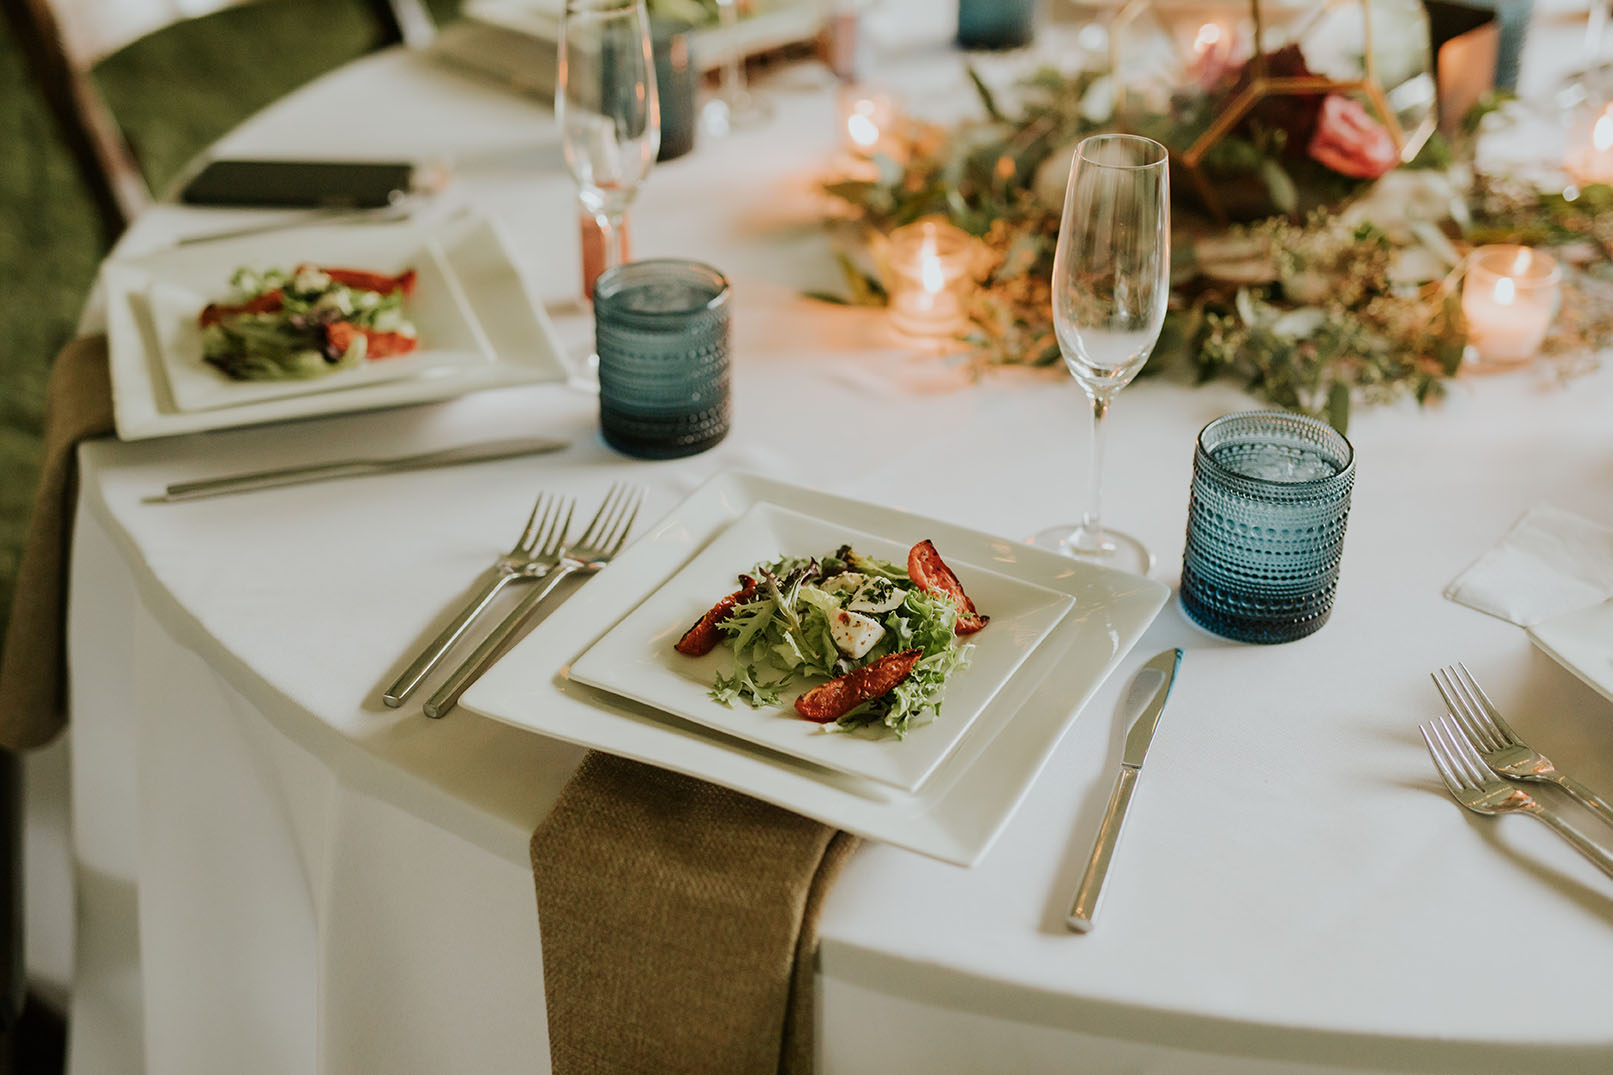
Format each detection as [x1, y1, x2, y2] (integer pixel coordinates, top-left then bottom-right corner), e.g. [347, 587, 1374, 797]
[1566, 102, 1613, 187]
[886, 220, 973, 338]
[838, 86, 900, 159]
[1460, 245, 1560, 367]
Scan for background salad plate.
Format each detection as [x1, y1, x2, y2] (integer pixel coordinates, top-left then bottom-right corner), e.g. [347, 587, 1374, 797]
[100, 213, 569, 439]
[460, 472, 1170, 866]
[1528, 598, 1613, 705]
[569, 501, 1076, 793]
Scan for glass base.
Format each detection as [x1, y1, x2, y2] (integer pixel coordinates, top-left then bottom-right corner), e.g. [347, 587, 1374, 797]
[700, 92, 772, 136]
[1026, 524, 1154, 576]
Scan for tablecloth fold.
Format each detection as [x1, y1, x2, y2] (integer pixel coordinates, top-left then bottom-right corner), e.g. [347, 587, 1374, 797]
[0, 335, 115, 751]
[531, 752, 858, 1074]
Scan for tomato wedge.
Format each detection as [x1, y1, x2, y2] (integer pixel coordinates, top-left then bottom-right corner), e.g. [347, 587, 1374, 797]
[674, 575, 759, 657]
[907, 539, 989, 635]
[316, 266, 417, 297]
[793, 648, 922, 723]
[325, 321, 419, 360]
[198, 289, 284, 327]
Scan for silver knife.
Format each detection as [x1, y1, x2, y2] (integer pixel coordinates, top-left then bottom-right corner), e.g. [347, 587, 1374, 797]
[1067, 647, 1184, 933]
[151, 436, 570, 502]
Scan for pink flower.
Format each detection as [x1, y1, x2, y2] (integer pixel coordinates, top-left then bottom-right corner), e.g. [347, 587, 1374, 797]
[1307, 95, 1398, 180]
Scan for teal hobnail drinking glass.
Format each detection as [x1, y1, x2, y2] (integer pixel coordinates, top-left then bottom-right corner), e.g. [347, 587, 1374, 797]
[593, 259, 731, 459]
[1179, 411, 1356, 644]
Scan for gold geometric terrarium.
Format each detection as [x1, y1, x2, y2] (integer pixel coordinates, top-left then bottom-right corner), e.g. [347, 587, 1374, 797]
[1109, 0, 1437, 220]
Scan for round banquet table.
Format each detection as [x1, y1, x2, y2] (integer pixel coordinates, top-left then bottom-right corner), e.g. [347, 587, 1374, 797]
[36, 8, 1613, 1074]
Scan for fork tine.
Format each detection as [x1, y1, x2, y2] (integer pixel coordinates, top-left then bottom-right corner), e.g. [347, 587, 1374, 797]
[542, 498, 575, 555]
[1437, 715, 1496, 789]
[602, 487, 644, 553]
[1427, 718, 1474, 790]
[1420, 723, 1462, 793]
[1432, 668, 1500, 753]
[576, 483, 623, 546]
[1454, 662, 1519, 747]
[513, 493, 546, 553]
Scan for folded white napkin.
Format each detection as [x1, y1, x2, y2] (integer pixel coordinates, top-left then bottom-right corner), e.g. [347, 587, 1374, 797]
[1445, 505, 1613, 626]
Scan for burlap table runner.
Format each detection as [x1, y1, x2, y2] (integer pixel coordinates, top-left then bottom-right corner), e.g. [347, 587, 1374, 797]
[0, 335, 115, 751]
[531, 752, 860, 1074]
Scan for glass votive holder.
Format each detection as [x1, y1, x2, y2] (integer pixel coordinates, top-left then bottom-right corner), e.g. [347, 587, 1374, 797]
[883, 219, 973, 338]
[1564, 99, 1613, 188]
[1179, 411, 1357, 645]
[957, 0, 1035, 50]
[837, 85, 901, 159]
[1460, 245, 1560, 369]
[593, 259, 731, 460]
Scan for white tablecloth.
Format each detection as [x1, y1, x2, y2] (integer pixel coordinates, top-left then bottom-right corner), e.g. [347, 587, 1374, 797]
[28, 11, 1613, 1074]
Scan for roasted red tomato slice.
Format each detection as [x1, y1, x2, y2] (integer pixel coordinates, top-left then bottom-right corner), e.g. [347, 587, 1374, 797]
[325, 321, 419, 360]
[317, 266, 417, 296]
[674, 575, 758, 657]
[198, 289, 284, 327]
[906, 539, 989, 635]
[793, 648, 922, 724]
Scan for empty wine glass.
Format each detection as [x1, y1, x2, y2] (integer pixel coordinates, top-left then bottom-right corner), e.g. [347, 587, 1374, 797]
[700, 0, 772, 135]
[558, 0, 660, 284]
[1029, 134, 1170, 574]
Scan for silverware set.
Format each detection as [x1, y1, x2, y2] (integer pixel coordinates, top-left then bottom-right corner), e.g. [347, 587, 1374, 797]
[1421, 662, 1613, 880]
[383, 482, 644, 719]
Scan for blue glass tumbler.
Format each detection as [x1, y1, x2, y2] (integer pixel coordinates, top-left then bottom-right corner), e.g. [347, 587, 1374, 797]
[957, 0, 1035, 50]
[1179, 411, 1356, 644]
[593, 259, 731, 459]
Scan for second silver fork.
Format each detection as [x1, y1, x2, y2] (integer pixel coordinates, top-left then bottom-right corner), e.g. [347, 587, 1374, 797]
[383, 493, 574, 707]
[1432, 663, 1613, 830]
[424, 483, 644, 719]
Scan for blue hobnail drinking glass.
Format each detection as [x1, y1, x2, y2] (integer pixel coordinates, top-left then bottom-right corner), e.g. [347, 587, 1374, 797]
[593, 259, 731, 459]
[1179, 411, 1356, 644]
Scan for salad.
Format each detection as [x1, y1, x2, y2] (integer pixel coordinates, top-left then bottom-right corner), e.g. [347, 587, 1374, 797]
[674, 539, 990, 737]
[197, 264, 419, 381]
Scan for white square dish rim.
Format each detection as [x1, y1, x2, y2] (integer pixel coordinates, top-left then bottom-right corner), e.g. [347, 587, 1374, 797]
[459, 471, 1170, 866]
[1528, 599, 1613, 706]
[568, 500, 1077, 794]
[100, 212, 570, 440]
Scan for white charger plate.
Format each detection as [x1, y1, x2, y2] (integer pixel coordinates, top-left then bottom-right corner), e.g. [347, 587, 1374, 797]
[569, 502, 1075, 793]
[1529, 598, 1613, 705]
[460, 472, 1170, 866]
[101, 213, 570, 440]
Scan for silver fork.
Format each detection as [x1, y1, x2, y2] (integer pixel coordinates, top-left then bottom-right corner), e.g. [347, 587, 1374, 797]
[383, 493, 574, 707]
[424, 483, 644, 719]
[1432, 663, 1613, 830]
[1421, 715, 1613, 880]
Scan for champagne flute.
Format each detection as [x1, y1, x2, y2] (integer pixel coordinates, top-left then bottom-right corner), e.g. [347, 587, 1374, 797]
[1029, 134, 1170, 574]
[558, 0, 660, 287]
[700, 0, 773, 135]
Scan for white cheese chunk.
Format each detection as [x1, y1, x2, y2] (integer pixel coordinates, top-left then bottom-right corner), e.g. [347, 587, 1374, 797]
[848, 577, 907, 614]
[829, 608, 885, 659]
[820, 572, 867, 597]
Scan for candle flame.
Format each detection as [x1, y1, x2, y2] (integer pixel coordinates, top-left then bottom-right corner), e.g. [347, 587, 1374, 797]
[1193, 23, 1223, 55]
[919, 240, 945, 294]
[1510, 248, 1532, 275]
[847, 110, 880, 149]
[1595, 107, 1613, 153]
[1492, 276, 1516, 307]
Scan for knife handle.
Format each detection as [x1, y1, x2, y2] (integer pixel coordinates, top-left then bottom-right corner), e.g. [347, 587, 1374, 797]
[1067, 766, 1138, 932]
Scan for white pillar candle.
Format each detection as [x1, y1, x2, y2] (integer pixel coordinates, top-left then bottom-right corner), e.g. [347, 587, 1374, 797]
[1460, 245, 1560, 367]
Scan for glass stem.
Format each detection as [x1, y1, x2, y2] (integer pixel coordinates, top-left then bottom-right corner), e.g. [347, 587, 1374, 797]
[1077, 391, 1111, 549]
[598, 210, 625, 275]
[718, 0, 744, 104]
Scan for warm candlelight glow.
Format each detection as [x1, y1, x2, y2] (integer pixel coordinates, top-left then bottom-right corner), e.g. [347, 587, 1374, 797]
[886, 220, 972, 339]
[1566, 102, 1613, 187]
[1193, 22, 1223, 55]
[838, 87, 900, 160]
[1461, 245, 1560, 368]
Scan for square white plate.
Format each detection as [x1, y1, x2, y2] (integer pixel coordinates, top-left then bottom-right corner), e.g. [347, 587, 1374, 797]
[460, 472, 1170, 866]
[1529, 598, 1613, 706]
[569, 502, 1075, 793]
[101, 213, 570, 440]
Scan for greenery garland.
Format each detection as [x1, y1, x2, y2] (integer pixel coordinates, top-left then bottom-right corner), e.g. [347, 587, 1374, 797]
[819, 65, 1613, 431]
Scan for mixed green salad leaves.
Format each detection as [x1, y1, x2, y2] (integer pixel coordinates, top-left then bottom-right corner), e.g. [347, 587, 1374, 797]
[708, 546, 974, 737]
[198, 264, 418, 381]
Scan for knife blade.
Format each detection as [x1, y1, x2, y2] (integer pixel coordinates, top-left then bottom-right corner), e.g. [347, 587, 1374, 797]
[1067, 647, 1184, 933]
[151, 436, 570, 502]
